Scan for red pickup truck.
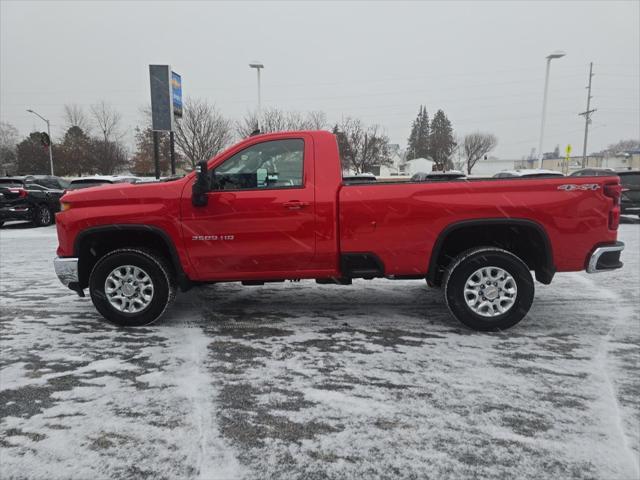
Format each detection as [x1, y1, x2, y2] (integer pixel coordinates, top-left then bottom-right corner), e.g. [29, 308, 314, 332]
[54, 130, 625, 331]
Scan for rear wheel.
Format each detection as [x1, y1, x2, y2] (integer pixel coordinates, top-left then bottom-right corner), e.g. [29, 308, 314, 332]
[443, 247, 534, 331]
[33, 205, 53, 226]
[89, 249, 176, 326]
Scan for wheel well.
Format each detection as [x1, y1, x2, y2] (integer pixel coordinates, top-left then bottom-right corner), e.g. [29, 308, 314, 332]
[75, 227, 184, 289]
[428, 221, 555, 286]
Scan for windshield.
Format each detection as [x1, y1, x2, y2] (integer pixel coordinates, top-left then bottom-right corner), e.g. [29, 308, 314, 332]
[0, 179, 24, 187]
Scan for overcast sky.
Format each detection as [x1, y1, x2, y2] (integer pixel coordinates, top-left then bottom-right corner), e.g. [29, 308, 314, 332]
[1, 0, 638, 159]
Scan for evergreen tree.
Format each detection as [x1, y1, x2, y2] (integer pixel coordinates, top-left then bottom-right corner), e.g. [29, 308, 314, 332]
[416, 106, 430, 158]
[58, 126, 91, 176]
[406, 105, 430, 160]
[429, 110, 456, 171]
[406, 114, 419, 160]
[15, 132, 51, 175]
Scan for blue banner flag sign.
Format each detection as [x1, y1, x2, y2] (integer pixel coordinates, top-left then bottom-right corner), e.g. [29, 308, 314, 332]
[171, 71, 182, 119]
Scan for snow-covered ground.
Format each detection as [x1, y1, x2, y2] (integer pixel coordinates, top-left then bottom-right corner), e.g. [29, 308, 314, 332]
[1, 221, 638, 480]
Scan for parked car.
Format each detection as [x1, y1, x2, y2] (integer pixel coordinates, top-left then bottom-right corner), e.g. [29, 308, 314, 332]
[67, 176, 139, 190]
[618, 170, 640, 218]
[22, 175, 70, 190]
[54, 131, 624, 331]
[0, 177, 65, 227]
[411, 171, 466, 182]
[570, 168, 616, 177]
[493, 169, 564, 178]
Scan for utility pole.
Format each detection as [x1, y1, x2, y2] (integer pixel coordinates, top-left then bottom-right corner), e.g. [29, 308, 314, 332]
[579, 62, 596, 168]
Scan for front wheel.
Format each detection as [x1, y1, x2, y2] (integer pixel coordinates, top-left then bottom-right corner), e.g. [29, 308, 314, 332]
[443, 247, 534, 331]
[89, 249, 176, 326]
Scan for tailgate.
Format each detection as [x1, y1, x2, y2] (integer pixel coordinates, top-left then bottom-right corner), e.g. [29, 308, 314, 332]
[0, 187, 26, 204]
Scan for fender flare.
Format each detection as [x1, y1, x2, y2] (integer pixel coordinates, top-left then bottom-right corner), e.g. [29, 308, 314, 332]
[426, 218, 556, 285]
[74, 224, 190, 288]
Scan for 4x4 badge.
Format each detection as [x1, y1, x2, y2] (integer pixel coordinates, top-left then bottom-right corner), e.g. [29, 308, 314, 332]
[557, 184, 600, 191]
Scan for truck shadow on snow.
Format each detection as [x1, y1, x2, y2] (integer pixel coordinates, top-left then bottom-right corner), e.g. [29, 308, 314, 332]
[162, 280, 482, 335]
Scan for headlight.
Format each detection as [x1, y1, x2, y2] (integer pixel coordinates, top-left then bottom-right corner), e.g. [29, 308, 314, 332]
[60, 202, 71, 211]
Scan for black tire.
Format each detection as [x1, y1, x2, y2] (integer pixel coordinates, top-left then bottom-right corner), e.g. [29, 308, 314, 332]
[33, 204, 53, 227]
[443, 247, 534, 331]
[89, 248, 176, 327]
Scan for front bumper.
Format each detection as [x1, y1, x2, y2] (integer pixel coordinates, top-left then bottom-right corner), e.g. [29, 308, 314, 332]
[53, 257, 79, 288]
[586, 242, 624, 273]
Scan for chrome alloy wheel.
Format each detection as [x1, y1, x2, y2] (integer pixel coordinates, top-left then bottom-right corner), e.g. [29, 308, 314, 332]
[104, 265, 154, 313]
[464, 266, 517, 317]
[39, 207, 51, 225]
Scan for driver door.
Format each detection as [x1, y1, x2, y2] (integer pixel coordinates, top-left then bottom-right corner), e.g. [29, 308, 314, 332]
[181, 136, 316, 280]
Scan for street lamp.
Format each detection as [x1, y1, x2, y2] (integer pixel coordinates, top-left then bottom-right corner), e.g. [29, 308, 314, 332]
[249, 61, 264, 132]
[537, 51, 566, 169]
[26, 109, 54, 175]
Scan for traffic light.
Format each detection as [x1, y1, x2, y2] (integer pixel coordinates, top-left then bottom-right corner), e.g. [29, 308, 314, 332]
[40, 132, 51, 147]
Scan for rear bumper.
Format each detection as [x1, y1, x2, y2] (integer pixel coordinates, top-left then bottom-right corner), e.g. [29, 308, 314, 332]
[586, 242, 624, 273]
[0, 205, 33, 222]
[621, 205, 640, 215]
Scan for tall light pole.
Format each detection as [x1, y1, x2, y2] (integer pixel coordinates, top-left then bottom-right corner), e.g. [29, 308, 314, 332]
[249, 61, 264, 132]
[27, 109, 54, 175]
[537, 51, 566, 169]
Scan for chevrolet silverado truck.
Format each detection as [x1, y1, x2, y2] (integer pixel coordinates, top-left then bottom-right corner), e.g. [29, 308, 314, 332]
[53, 130, 625, 331]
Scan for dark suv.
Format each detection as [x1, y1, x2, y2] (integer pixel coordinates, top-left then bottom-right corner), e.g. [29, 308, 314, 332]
[0, 176, 67, 227]
[619, 170, 640, 218]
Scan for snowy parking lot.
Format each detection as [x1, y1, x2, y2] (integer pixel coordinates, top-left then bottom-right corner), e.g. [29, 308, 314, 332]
[1, 221, 639, 480]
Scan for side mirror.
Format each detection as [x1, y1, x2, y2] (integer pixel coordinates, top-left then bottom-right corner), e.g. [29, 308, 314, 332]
[192, 160, 209, 207]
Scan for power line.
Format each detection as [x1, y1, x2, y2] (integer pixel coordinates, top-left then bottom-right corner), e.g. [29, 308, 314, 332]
[579, 62, 596, 167]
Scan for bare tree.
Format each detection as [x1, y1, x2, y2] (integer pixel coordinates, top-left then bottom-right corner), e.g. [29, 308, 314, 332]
[89, 101, 127, 174]
[90, 101, 123, 141]
[463, 132, 498, 174]
[306, 110, 327, 130]
[236, 108, 328, 137]
[333, 117, 391, 174]
[599, 139, 640, 156]
[63, 104, 91, 134]
[174, 97, 234, 168]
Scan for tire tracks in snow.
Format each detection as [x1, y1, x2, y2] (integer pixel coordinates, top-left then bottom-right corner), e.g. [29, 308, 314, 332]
[568, 272, 640, 478]
[171, 324, 244, 480]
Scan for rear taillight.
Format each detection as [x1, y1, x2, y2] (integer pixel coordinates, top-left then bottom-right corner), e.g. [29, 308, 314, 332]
[603, 183, 621, 230]
[604, 184, 622, 206]
[8, 188, 28, 198]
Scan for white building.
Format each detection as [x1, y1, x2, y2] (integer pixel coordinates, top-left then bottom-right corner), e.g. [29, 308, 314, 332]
[403, 158, 434, 176]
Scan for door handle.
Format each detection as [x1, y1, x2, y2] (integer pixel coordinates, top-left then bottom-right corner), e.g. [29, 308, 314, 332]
[283, 200, 309, 210]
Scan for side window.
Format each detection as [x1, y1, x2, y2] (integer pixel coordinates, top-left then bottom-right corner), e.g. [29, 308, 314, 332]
[211, 139, 304, 191]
